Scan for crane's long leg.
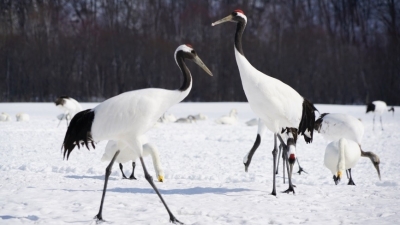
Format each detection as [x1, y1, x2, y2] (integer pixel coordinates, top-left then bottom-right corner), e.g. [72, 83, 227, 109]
[271, 134, 278, 196]
[282, 146, 286, 184]
[275, 144, 282, 175]
[128, 162, 137, 180]
[347, 169, 355, 185]
[139, 157, 183, 224]
[95, 150, 120, 222]
[296, 158, 307, 175]
[277, 134, 295, 194]
[244, 134, 261, 172]
[380, 116, 384, 131]
[119, 163, 128, 179]
[373, 115, 375, 131]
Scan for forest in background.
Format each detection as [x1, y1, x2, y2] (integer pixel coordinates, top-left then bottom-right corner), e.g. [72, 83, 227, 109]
[0, 0, 399, 105]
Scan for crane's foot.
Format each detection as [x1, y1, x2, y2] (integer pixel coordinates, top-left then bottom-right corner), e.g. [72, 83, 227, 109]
[297, 167, 308, 175]
[271, 189, 277, 196]
[94, 214, 105, 224]
[348, 179, 355, 185]
[170, 215, 184, 224]
[282, 185, 295, 194]
[128, 175, 137, 180]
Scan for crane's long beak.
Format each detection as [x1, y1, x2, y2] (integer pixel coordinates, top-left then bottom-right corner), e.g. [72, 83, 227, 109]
[212, 15, 234, 26]
[374, 164, 381, 180]
[193, 56, 213, 76]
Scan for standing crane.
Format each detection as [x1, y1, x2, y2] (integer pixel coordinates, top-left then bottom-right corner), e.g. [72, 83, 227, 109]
[366, 100, 395, 130]
[212, 10, 317, 195]
[62, 44, 212, 224]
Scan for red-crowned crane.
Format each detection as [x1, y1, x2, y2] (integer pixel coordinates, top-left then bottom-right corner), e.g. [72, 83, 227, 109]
[366, 100, 395, 130]
[315, 113, 365, 181]
[54, 96, 83, 126]
[62, 44, 212, 224]
[324, 138, 381, 185]
[212, 10, 317, 195]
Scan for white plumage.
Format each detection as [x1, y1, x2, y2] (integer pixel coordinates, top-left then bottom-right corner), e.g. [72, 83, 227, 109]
[54, 96, 83, 126]
[324, 138, 381, 185]
[212, 9, 317, 195]
[215, 109, 238, 125]
[16, 113, 30, 122]
[175, 115, 196, 123]
[62, 44, 212, 224]
[194, 113, 208, 120]
[245, 118, 258, 126]
[366, 100, 395, 130]
[315, 113, 364, 145]
[102, 140, 164, 182]
[0, 112, 11, 122]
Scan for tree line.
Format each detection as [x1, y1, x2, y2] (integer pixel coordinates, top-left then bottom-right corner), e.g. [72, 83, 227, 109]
[0, 0, 399, 105]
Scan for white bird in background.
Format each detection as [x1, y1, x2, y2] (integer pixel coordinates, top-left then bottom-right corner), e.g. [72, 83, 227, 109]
[62, 44, 212, 224]
[366, 100, 395, 130]
[193, 113, 208, 120]
[215, 109, 238, 125]
[245, 118, 258, 126]
[324, 138, 381, 185]
[175, 115, 196, 123]
[15, 113, 30, 122]
[54, 96, 83, 127]
[102, 140, 164, 182]
[213, 10, 317, 195]
[0, 112, 11, 121]
[158, 113, 177, 123]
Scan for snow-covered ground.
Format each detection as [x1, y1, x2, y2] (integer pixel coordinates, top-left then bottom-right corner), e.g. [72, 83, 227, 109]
[0, 102, 399, 225]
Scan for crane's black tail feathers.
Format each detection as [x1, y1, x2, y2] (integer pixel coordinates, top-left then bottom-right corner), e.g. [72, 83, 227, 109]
[62, 109, 95, 160]
[298, 98, 318, 144]
[314, 113, 329, 132]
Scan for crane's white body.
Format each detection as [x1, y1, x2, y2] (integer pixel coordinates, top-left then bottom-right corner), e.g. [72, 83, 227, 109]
[370, 101, 388, 115]
[175, 116, 195, 123]
[194, 113, 208, 120]
[235, 48, 305, 134]
[92, 88, 189, 147]
[102, 140, 164, 179]
[316, 113, 364, 145]
[324, 138, 361, 177]
[0, 112, 11, 121]
[245, 118, 258, 126]
[215, 109, 238, 125]
[158, 113, 177, 123]
[16, 113, 30, 122]
[57, 97, 82, 118]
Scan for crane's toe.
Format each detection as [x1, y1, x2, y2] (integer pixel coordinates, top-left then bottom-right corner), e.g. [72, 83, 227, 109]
[282, 186, 295, 194]
[94, 214, 105, 224]
[170, 216, 184, 224]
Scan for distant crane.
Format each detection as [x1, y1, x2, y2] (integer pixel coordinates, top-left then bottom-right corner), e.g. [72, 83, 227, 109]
[215, 109, 238, 125]
[212, 9, 317, 195]
[366, 100, 395, 130]
[54, 96, 82, 126]
[62, 44, 212, 224]
[324, 138, 381, 185]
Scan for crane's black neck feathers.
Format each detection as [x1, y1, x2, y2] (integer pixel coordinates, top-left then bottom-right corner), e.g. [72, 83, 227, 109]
[55, 96, 70, 106]
[62, 109, 95, 160]
[366, 102, 375, 113]
[298, 99, 318, 143]
[176, 51, 193, 92]
[235, 19, 246, 56]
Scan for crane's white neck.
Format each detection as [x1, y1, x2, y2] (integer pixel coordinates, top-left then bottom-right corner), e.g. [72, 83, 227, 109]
[143, 143, 164, 177]
[337, 138, 346, 176]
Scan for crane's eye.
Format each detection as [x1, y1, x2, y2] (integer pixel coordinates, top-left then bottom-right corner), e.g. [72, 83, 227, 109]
[232, 12, 237, 16]
[191, 50, 196, 54]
